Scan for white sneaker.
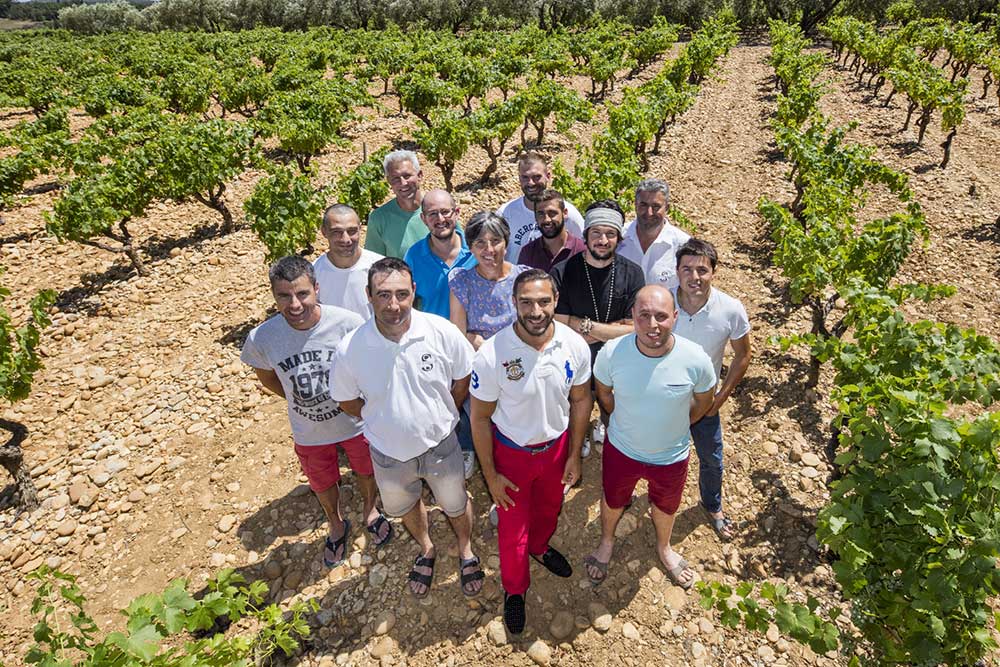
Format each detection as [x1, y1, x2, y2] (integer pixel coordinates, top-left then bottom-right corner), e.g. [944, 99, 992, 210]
[462, 451, 477, 480]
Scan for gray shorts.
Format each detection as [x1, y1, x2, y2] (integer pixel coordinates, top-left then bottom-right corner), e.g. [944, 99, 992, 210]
[369, 431, 469, 518]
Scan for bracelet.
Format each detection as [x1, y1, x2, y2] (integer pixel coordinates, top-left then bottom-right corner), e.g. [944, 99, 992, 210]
[579, 317, 593, 335]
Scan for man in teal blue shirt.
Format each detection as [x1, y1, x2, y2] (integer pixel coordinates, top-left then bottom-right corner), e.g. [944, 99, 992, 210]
[584, 285, 716, 590]
[365, 150, 428, 259]
[403, 189, 476, 318]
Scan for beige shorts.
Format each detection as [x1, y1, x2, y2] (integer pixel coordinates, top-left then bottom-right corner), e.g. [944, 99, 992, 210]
[369, 431, 468, 518]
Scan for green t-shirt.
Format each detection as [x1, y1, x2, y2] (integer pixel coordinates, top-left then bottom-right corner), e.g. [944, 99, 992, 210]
[365, 199, 427, 259]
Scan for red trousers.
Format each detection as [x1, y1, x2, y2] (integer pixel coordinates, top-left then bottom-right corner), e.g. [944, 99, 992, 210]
[493, 429, 568, 595]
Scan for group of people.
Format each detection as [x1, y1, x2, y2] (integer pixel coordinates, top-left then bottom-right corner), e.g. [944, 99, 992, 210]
[240, 149, 753, 635]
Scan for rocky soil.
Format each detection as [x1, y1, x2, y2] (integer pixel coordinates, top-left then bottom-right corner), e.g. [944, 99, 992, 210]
[1, 39, 999, 667]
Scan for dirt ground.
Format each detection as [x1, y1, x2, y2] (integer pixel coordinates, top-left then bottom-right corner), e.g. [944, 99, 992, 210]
[1, 39, 999, 667]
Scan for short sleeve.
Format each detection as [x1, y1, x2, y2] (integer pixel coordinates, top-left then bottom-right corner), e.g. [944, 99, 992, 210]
[364, 212, 386, 254]
[470, 344, 500, 402]
[693, 351, 717, 394]
[239, 328, 269, 370]
[328, 339, 361, 402]
[730, 300, 752, 341]
[592, 340, 613, 387]
[448, 269, 470, 310]
[572, 338, 592, 386]
[622, 262, 644, 313]
[552, 262, 571, 315]
[444, 321, 475, 379]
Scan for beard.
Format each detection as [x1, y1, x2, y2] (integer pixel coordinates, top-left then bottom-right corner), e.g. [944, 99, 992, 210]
[587, 243, 615, 262]
[517, 310, 553, 336]
[540, 220, 565, 239]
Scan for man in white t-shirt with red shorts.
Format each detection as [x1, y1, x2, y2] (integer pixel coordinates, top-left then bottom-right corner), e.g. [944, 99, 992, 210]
[470, 268, 592, 634]
[241, 256, 391, 570]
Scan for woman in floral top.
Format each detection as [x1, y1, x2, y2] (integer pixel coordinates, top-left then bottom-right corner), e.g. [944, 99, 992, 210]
[449, 211, 528, 351]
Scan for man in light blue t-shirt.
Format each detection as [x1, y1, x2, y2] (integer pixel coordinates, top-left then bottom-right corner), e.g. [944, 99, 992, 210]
[583, 285, 715, 590]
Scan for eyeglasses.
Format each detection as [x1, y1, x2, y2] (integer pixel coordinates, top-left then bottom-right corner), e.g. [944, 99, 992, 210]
[424, 208, 457, 220]
[587, 229, 618, 240]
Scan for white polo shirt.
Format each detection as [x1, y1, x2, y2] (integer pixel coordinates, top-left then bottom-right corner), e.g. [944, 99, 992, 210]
[470, 321, 591, 446]
[313, 249, 383, 319]
[617, 220, 691, 289]
[497, 196, 585, 263]
[671, 286, 751, 379]
[329, 310, 474, 461]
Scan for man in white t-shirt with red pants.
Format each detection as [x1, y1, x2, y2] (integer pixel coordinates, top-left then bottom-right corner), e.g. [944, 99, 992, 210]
[470, 268, 592, 635]
[672, 238, 752, 542]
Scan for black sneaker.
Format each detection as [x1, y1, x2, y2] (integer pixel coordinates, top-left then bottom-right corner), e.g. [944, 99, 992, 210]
[531, 546, 572, 578]
[503, 592, 526, 634]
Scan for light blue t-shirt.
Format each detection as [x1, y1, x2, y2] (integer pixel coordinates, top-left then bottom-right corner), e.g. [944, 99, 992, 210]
[593, 333, 716, 465]
[404, 230, 476, 318]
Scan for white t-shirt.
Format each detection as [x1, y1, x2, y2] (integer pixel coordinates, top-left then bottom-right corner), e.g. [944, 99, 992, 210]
[313, 249, 383, 319]
[471, 322, 591, 446]
[672, 287, 751, 379]
[593, 334, 716, 465]
[497, 196, 585, 263]
[241, 305, 365, 446]
[617, 220, 691, 289]
[329, 310, 475, 461]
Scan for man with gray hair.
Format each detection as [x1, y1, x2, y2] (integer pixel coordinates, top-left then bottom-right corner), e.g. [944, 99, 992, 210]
[617, 178, 690, 289]
[314, 203, 383, 319]
[241, 256, 391, 570]
[365, 150, 427, 259]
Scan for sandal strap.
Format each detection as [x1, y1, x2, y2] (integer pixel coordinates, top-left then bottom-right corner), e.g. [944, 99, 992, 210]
[366, 513, 393, 546]
[460, 557, 485, 584]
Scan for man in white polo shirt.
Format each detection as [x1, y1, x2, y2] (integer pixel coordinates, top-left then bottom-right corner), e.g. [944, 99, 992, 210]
[584, 285, 716, 590]
[330, 257, 484, 598]
[313, 204, 383, 319]
[618, 178, 690, 289]
[672, 239, 752, 542]
[470, 268, 592, 634]
[497, 152, 584, 263]
[241, 256, 390, 570]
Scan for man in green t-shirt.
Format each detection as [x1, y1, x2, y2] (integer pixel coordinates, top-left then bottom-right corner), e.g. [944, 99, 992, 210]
[364, 150, 428, 259]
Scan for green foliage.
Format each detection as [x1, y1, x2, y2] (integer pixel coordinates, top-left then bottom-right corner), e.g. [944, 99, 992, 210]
[413, 109, 472, 191]
[698, 581, 844, 656]
[514, 77, 593, 146]
[394, 63, 463, 127]
[244, 165, 326, 262]
[0, 107, 70, 209]
[0, 278, 55, 404]
[334, 147, 390, 224]
[23, 566, 316, 665]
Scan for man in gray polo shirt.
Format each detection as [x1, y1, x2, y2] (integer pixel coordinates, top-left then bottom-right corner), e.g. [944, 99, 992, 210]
[241, 256, 390, 569]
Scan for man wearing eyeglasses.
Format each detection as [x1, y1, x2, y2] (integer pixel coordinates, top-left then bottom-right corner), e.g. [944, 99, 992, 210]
[403, 189, 476, 318]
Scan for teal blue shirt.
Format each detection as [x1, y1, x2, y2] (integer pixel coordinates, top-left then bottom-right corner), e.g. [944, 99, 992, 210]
[404, 230, 476, 318]
[593, 334, 716, 465]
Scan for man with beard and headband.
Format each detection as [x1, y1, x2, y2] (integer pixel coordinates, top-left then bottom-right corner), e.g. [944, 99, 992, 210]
[584, 285, 716, 590]
[313, 204, 383, 319]
[404, 189, 476, 318]
[497, 152, 584, 263]
[552, 200, 644, 455]
[618, 178, 690, 289]
[241, 256, 391, 569]
[517, 189, 586, 274]
[330, 258, 484, 599]
[470, 269, 592, 634]
[365, 150, 427, 259]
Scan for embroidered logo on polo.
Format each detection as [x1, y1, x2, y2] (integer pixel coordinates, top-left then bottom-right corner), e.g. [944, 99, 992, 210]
[658, 270, 672, 283]
[420, 353, 434, 372]
[471, 370, 480, 389]
[503, 357, 525, 381]
[564, 360, 574, 384]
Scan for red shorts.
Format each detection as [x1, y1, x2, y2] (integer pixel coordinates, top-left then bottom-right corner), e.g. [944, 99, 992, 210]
[294, 433, 374, 493]
[602, 437, 689, 515]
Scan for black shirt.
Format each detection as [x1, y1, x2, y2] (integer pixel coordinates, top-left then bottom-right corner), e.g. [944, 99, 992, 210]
[552, 253, 645, 361]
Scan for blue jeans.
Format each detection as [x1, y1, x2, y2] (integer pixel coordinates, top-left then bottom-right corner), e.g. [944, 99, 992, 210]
[457, 397, 475, 453]
[691, 413, 724, 514]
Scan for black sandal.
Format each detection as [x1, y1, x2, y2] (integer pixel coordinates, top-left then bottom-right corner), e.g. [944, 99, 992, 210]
[323, 519, 351, 568]
[459, 556, 485, 597]
[408, 553, 436, 598]
[366, 511, 394, 548]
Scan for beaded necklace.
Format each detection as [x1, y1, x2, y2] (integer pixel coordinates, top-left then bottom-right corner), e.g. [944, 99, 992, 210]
[583, 258, 615, 323]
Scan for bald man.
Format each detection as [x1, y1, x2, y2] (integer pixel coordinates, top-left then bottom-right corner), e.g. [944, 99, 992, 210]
[403, 189, 476, 319]
[583, 285, 716, 590]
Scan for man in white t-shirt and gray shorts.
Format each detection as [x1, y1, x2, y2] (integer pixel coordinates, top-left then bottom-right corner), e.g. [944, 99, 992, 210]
[241, 256, 391, 570]
[672, 239, 752, 542]
[470, 268, 592, 634]
[330, 257, 484, 598]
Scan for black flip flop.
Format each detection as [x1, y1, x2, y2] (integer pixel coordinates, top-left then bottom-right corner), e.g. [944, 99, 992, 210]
[323, 519, 351, 568]
[366, 511, 394, 548]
